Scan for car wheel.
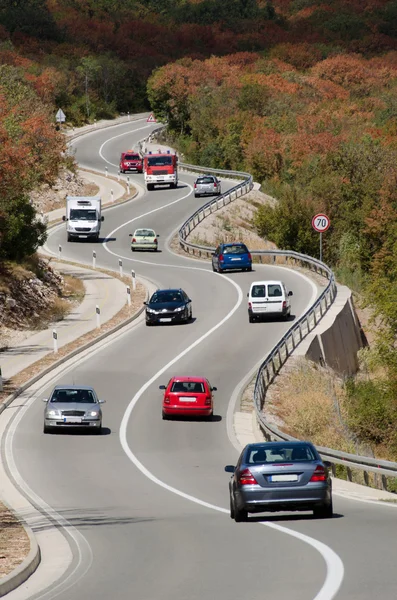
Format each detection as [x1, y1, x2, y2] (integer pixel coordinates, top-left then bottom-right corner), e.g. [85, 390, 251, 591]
[145, 321, 152, 327]
[131, 247, 135, 252]
[95, 424, 102, 435]
[43, 425, 50, 434]
[162, 411, 170, 420]
[230, 494, 235, 519]
[313, 499, 333, 519]
[67, 233, 72, 242]
[249, 314, 255, 323]
[247, 265, 253, 272]
[234, 506, 248, 522]
[217, 265, 223, 274]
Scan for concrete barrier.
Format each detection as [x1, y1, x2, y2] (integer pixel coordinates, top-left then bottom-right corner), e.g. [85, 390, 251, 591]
[297, 286, 364, 376]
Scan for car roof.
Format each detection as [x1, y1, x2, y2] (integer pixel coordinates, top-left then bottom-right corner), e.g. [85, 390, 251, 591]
[154, 288, 184, 293]
[52, 385, 95, 391]
[222, 242, 247, 247]
[250, 280, 284, 286]
[243, 441, 315, 454]
[134, 228, 155, 232]
[170, 376, 207, 383]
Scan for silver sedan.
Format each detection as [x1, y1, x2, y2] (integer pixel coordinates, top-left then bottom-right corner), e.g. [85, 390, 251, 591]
[226, 441, 333, 522]
[43, 385, 105, 434]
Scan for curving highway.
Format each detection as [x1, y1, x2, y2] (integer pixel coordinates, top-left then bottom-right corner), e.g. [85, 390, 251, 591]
[4, 117, 397, 600]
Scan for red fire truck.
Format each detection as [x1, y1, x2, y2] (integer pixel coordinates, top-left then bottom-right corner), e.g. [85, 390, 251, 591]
[143, 150, 178, 191]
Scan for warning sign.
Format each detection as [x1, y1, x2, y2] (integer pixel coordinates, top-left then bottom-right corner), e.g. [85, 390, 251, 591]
[147, 113, 157, 123]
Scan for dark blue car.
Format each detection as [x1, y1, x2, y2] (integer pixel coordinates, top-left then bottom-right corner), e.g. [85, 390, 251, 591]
[212, 243, 252, 273]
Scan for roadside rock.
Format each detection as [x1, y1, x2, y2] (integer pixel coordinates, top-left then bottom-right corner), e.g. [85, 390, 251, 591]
[28, 167, 95, 214]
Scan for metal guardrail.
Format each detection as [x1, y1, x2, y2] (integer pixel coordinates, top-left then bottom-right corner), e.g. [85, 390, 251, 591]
[143, 127, 397, 489]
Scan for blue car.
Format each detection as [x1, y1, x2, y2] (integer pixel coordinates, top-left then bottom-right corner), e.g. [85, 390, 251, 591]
[212, 243, 252, 273]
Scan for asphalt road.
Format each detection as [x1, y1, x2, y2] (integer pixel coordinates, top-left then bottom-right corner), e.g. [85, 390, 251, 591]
[5, 118, 397, 600]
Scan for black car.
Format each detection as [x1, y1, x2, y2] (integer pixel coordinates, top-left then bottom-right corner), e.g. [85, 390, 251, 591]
[144, 288, 193, 326]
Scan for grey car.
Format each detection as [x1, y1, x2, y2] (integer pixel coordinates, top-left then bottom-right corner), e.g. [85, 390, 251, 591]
[43, 385, 105, 434]
[225, 441, 333, 522]
[194, 175, 221, 197]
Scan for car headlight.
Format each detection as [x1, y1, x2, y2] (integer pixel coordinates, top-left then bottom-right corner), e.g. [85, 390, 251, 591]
[89, 411, 99, 417]
[46, 410, 59, 417]
[146, 307, 157, 314]
[174, 306, 184, 312]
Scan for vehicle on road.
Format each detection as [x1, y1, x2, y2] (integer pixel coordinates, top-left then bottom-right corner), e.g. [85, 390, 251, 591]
[159, 377, 217, 420]
[144, 288, 192, 326]
[43, 385, 105, 434]
[129, 228, 159, 251]
[212, 243, 252, 273]
[247, 280, 293, 322]
[119, 151, 143, 173]
[63, 196, 104, 242]
[225, 441, 333, 522]
[194, 175, 221, 197]
[143, 150, 178, 191]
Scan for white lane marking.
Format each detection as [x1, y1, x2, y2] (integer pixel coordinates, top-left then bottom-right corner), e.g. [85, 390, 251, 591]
[333, 491, 397, 508]
[119, 294, 344, 600]
[5, 390, 93, 600]
[98, 125, 154, 168]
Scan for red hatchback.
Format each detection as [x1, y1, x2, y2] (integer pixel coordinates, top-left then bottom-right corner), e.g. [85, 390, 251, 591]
[159, 377, 217, 420]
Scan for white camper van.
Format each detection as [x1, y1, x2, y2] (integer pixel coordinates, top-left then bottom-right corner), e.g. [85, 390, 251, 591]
[63, 196, 104, 242]
[247, 280, 293, 322]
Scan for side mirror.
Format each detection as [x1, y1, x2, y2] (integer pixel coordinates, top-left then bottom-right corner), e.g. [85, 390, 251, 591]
[224, 465, 236, 473]
[187, 298, 192, 303]
[211, 253, 216, 257]
[62, 216, 66, 221]
[42, 398, 48, 402]
[101, 216, 105, 222]
[159, 385, 166, 390]
[143, 301, 147, 306]
[129, 233, 133, 237]
[99, 400, 106, 404]
[156, 234, 160, 237]
[288, 291, 293, 296]
[211, 386, 217, 392]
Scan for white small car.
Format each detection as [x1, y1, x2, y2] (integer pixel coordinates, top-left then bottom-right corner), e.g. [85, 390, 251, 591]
[129, 228, 159, 251]
[247, 280, 293, 322]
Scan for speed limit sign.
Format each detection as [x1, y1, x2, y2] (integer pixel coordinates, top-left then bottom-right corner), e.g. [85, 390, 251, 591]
[312, 214, 330, 233]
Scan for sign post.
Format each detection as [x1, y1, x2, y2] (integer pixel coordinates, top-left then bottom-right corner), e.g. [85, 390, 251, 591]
[56, 108, 66, 128]
[312, 213, 330, 262]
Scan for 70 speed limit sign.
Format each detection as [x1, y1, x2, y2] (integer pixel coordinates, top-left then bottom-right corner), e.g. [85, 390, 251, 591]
[312, 213, 330, 232]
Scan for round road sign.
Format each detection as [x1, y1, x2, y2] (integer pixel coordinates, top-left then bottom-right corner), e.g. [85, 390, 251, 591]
[312, 213, 330, 233]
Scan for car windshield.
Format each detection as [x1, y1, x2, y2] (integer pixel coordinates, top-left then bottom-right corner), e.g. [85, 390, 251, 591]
[197, 177, 215, 184]
[70, 209, 97, 221]
[50, 389, 96, 403]
[171, 381, 205, 393]
[246, 444, 316, 464]
[147, 156, 173, 166]
[125, 154, 140, 160]
[251, 285, 266, 298]
[224, 245, 248, 255]
[135, 229, 155, 237]
[268, 284, 282, 297]
[150, 291, 183, 304]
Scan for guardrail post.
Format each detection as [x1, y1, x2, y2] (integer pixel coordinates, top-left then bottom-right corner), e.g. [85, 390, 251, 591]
[381, 474, 388, 491]
[363, 470, 369, 486]
[346, 466, 353, 482]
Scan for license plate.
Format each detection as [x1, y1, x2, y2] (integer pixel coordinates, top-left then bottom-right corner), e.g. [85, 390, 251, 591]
[79, 235, 88, 239]
[179, 397, 196, 402]
[255, 307, 267, 312]
[269, 474, 298, 482]
[231, 258, 241, 261]
[159, 318, 172, 322]
[63, 417, 82, 424]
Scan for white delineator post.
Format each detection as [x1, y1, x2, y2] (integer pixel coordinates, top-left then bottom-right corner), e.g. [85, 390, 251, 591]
[119, 259, 123, 277]
[96, 305, 101, 329]
[52, 330, 58, 354]
[92, 250, 96, 269]
[131, 269, 136, 291]
[126, 286, 131, 306]
[0, 367, 3, 392]
[111, 189, 114, 203]
[105, 167, 108, 177]
[58, 245, 62, 260]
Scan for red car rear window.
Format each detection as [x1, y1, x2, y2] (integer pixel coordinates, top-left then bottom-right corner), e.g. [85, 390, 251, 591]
[171, 381, 205, 393]
[124, 154, 140, 160]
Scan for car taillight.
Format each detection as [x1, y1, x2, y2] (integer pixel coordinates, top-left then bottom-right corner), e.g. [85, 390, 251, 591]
[310, 465, 326, 482]
[282, 300, 287, 309]
[219, 254, 224, 262]
[214, 182, 217, 187]
[194, 183, 197, 188]
[248, 302, 252, 309]
[164, 396, 170, 404]
[248, 252, 252, 261]
[153, 238, 157, 243]
[238, 468, 259, 486]
[205, 395, 211, 405]
[132, 238, 136, 243]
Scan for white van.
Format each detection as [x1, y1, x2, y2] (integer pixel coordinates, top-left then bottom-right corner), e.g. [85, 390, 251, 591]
[247, 280, 293, 322]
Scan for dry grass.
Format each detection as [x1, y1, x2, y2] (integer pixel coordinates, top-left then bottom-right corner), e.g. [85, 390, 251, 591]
[62, 274, 85, 301]
[0, 505, 30, 578]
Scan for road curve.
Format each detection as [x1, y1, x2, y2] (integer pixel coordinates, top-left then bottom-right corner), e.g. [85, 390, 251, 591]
[5, 119, 397, 600]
